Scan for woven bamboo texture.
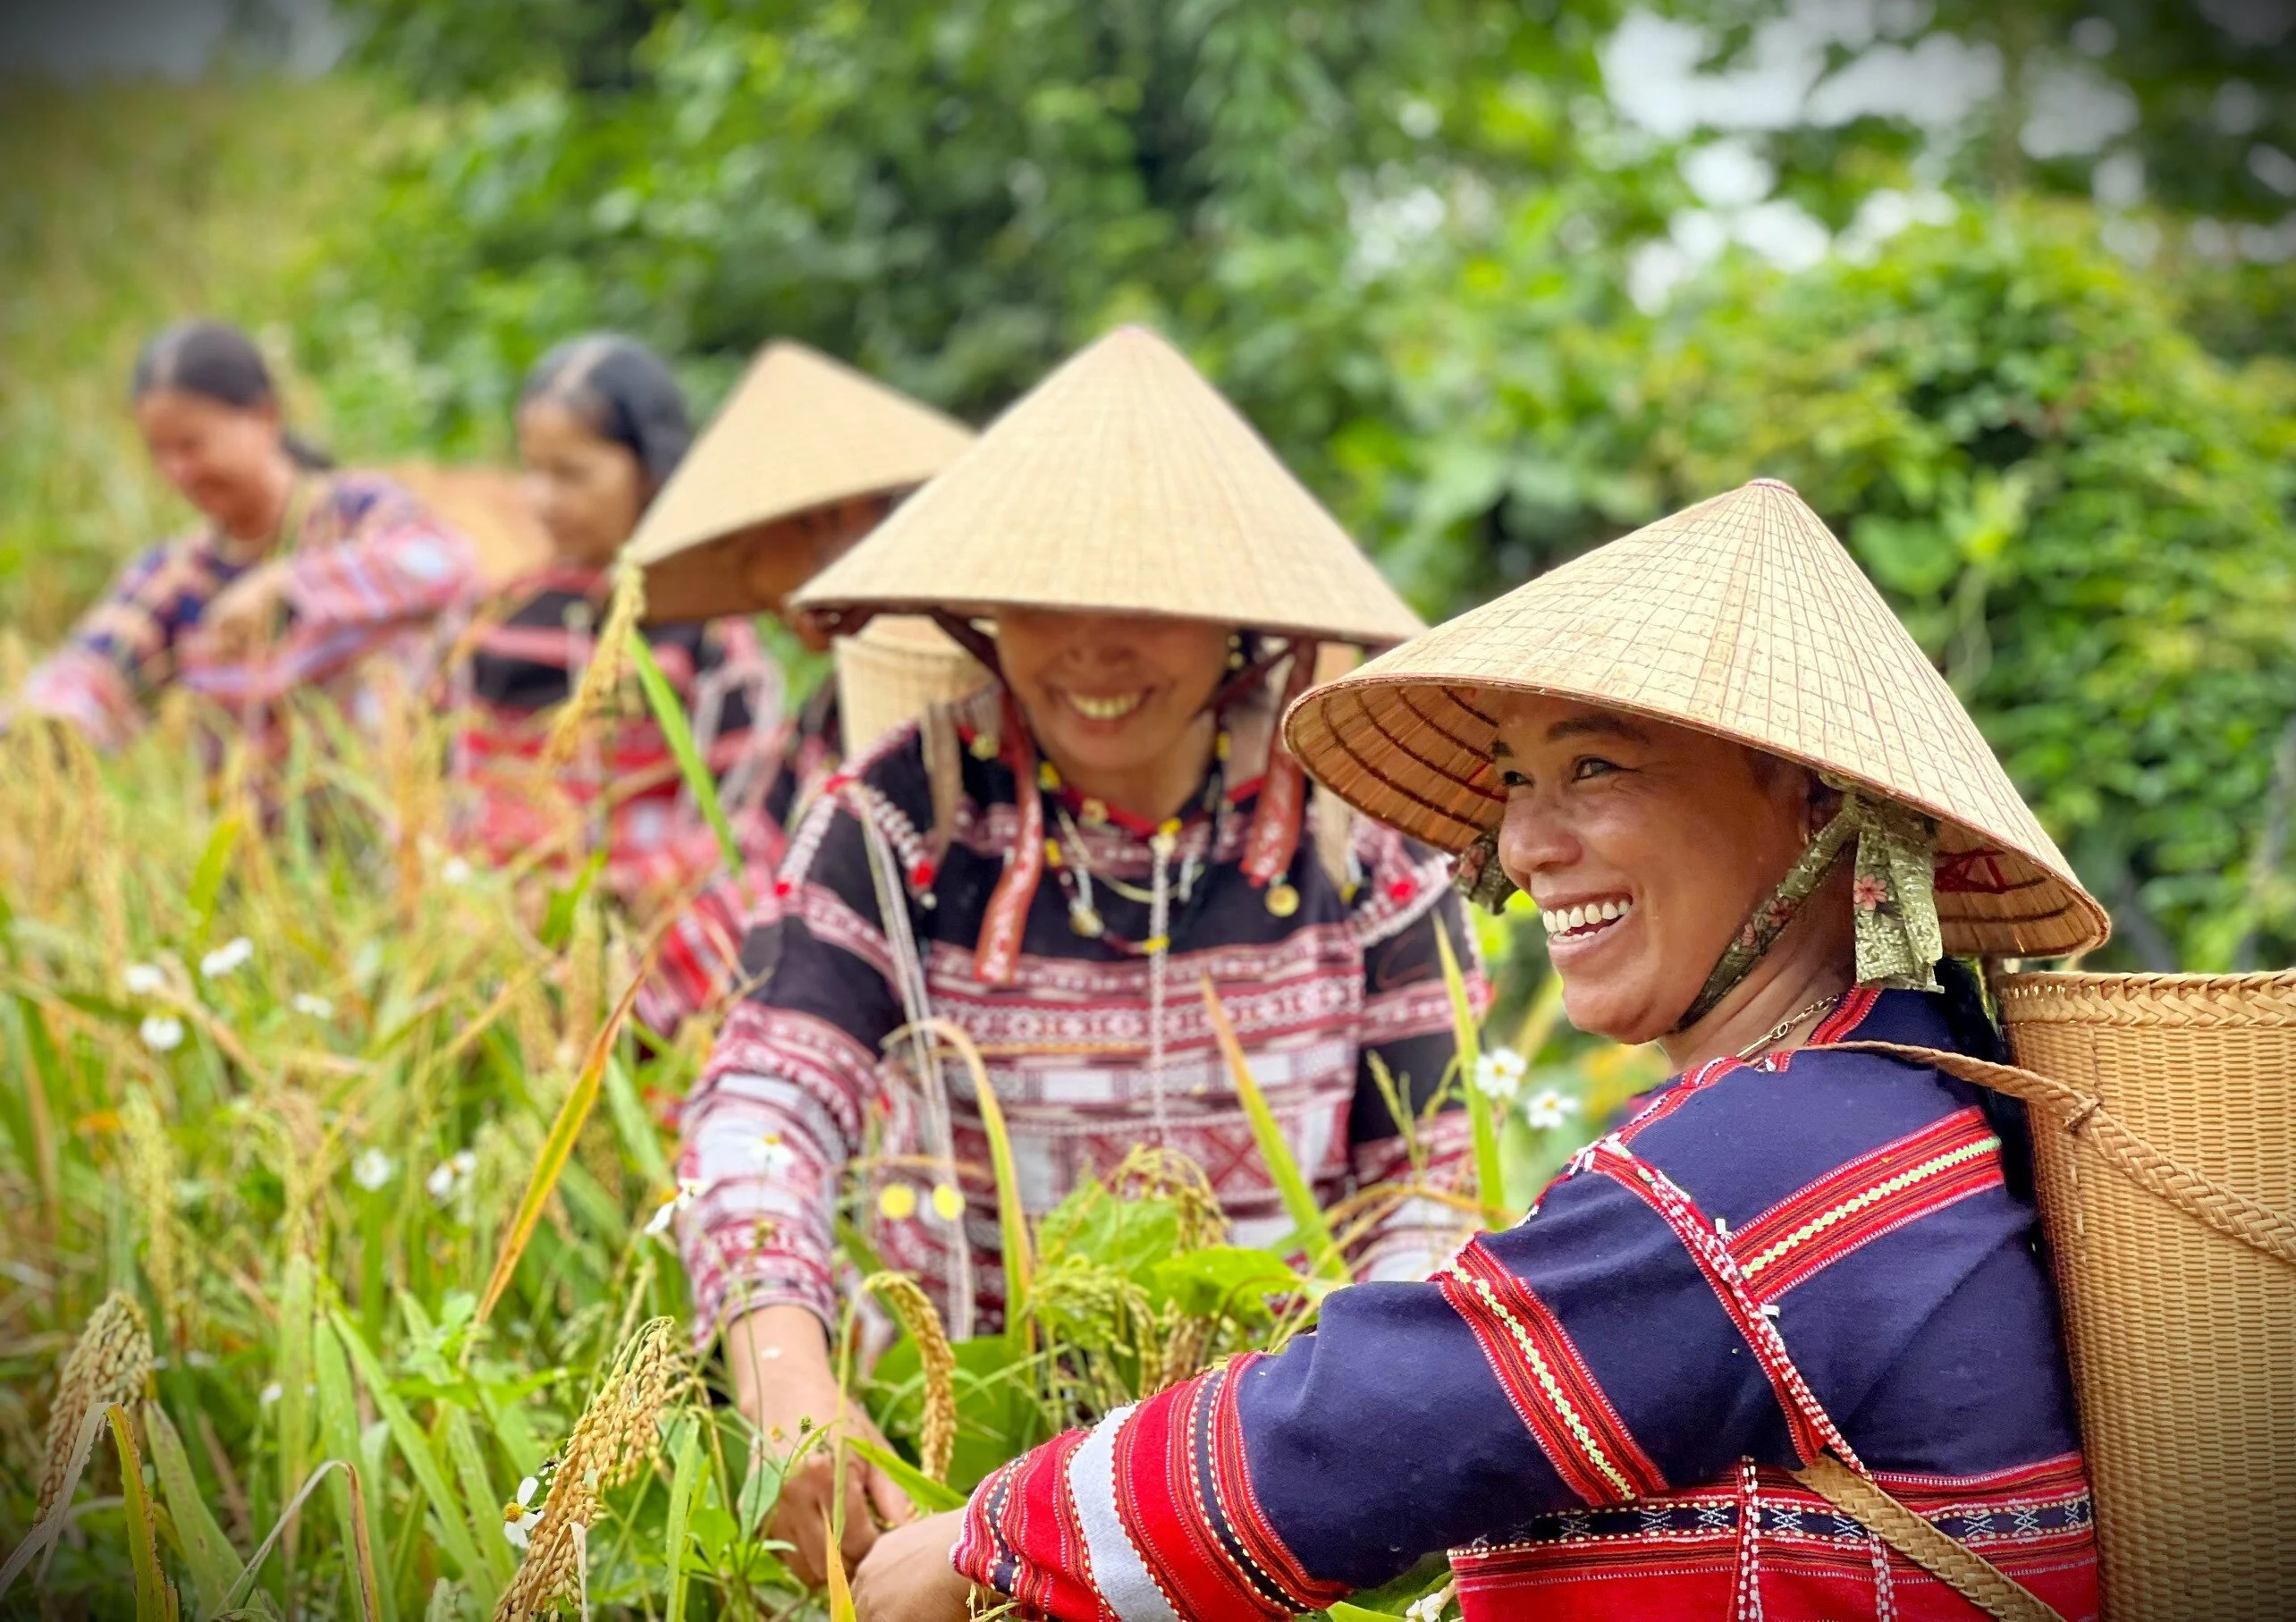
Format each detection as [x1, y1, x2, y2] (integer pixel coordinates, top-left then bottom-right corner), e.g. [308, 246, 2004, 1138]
[791, 325, 1425, 648]
[1995, 972, 2295, 1619]
[627, 341, 974, 618]
[834, 614, 990, 757]
[1282, 477, 2108, 958]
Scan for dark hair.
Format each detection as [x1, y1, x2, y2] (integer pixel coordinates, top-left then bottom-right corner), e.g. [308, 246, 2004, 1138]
[131, 319, 333, 470]
[520, 334, 690, 486]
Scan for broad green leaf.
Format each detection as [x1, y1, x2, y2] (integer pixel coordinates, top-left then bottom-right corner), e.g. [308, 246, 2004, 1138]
[328, 1310, 489, 1583]
[146, 1401, 240, 1615]
[662, 1418, 704, 1622]
[106, 1406, 171, 1622]
[845, 1435, 966, 1515]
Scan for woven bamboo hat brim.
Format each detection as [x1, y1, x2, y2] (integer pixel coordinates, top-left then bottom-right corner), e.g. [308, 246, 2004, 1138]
[790, 325, 1423, 648]
[1285, 477, 2110, 959]
[834, 614, 992, 756]
[625, 341, 974, 618]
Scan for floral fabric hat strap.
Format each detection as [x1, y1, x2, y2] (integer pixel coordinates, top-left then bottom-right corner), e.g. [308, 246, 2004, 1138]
[975, 689, 1046, 986]
[1673, 777, 1944, 1033]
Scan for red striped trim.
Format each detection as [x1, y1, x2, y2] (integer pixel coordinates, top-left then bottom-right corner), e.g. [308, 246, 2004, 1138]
[1204, 1354, 1348, 1610]
[1808, 985, 1879, 1044]
[975, 691, 1044, 986]
[1436, 1238, 1666, 1506]
[1589, 1140, 1857, 1471]
[956, 1430, 1106, 1620]
[1727, 1106, 2004, 1302]
[1615, 1056, 1744, 1145]
[1112, 1372, 1295, 1622]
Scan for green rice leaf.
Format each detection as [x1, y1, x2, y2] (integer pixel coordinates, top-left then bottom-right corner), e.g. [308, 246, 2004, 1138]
[662, 1417, 704, 1622]
[145, 1400, 240, 1616]
[1199, 976, 1346, 1280]
[327, 1310, 489, 1583]
[1436, 924, 1508, 1230]
[106, 1406, 171, 1622]
[626, 627, 742, 876]
[844, 1435, 967, 1515]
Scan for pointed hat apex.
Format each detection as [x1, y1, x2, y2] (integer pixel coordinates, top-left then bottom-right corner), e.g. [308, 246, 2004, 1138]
[791, 325, 1423, 647]
[1284, 477, 2109, 959]
[626, 341, 975, 617]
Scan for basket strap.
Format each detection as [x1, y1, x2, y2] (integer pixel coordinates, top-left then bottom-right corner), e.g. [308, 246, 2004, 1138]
[1819, 1040, 2296, 1269]
[1792, 1454, 2066, 1622]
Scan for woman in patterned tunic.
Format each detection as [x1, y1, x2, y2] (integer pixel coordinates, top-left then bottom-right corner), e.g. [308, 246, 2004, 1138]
[857, 477, 2109, 1622]
[671, 326, 1488, 1586]
[10, 320, 473, 750]
[444, 336, 781, 918]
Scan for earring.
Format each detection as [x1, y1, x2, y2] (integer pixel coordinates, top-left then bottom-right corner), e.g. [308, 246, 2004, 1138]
[1227, 631, 1246, 672]
[1451, 824, 1517, 913]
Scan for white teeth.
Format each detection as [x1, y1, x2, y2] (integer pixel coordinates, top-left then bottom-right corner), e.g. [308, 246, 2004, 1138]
[1068, 691, 1145, 722]
[1539, 900, 1633, 938]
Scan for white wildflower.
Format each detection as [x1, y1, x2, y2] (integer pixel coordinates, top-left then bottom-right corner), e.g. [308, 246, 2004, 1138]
[351, 1148, 395, 1191]
[199, 936, 254, 978]
[291, 993, 334, 1019]
[441, 855, 474, 886]
[1472, 1047, 1528, 1102]
[749, 1132, 798, 1177]
[502, 1474, 539, 1548]
[258, 1381, 283, 1407]
[122, 963, 166, 997]
[1405, 1591, 1453, 1622]
[426, 1150, 477, 1203]
[139, 1014, 185, 1053]
[645, 1178, 702, 1236]
[1524, 1087, 1583, 1132]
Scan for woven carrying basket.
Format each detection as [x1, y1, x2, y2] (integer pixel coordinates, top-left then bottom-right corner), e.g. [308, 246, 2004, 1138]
[1847, 970, 2296, 1619]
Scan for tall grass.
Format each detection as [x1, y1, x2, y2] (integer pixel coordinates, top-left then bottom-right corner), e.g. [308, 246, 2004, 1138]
[0, 683, 1638, 1615]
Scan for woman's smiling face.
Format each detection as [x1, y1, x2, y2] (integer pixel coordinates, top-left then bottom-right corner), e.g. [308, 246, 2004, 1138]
[1491, 694, 1817, 1044]
[994, 607, 1232, 811]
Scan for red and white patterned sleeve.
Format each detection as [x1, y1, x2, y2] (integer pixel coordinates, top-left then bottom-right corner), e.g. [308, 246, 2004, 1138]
[672, 788, 911, 1340]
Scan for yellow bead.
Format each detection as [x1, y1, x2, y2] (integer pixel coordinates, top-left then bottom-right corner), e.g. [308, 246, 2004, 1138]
[1079, 798, 1108, 827]
[931, 1184, 966, 1221]
[877, 1183, 918, 1221]
[969, 732, 999, 760]
[1265, 880, 1300, 918]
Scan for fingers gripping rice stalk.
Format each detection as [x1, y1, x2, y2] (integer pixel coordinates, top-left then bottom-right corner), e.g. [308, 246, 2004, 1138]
[36, 1292, 153, 1522]
[861, 1271, 957, 1483]
[496, 1316, 687, 1621]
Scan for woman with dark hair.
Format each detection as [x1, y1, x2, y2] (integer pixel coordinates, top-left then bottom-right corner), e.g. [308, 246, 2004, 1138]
[12, 319, 476, 748]
[445, 334, 781, 916]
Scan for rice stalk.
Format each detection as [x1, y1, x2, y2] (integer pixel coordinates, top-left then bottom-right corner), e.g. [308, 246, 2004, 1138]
[34, 1290, 152, 1521]
[859, 1271, 956, 1483]
[542, 553, 646, 769]
[117, 1089, 183, 1348]
[495, 1316, 688, 1621]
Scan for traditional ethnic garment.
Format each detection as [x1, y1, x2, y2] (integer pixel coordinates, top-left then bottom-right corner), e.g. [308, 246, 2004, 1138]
[446, 564, 783, 904]
[13, 472, 473, 749]
[956, 986, 2099, 1621]
[674, 680, 1484, 1339]
[637, 678, 841, 1036]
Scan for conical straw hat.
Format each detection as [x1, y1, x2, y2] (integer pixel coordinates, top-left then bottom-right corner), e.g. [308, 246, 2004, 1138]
[790, 325, 1423, 647]
[625, 341, 975, 619]
[1285, 478, 2109, 959]
[834, 614, 992, 756]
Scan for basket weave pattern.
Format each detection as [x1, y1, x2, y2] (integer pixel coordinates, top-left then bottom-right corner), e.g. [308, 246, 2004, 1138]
[1999, 971, 2296, 1619]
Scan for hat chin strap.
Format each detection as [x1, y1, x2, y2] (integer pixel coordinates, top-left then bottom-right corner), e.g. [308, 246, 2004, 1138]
[1670, 781, 1946, 1036]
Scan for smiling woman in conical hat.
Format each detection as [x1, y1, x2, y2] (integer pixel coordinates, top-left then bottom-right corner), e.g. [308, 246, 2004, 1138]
[860, 478, 2112, 1622]
[671, 325, 1485, 1588]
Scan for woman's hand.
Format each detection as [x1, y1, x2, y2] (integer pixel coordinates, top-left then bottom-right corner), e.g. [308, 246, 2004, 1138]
[193, 560, 292, 663]
[853, 1509, 973, 1622]
[726, 1306, 916, 1588]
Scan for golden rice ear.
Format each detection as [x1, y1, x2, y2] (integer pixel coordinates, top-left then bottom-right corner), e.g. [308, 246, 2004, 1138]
[1285, 477, 2108, 961]
[625, 342, 974, 621]
[791, 325, 1423, 650]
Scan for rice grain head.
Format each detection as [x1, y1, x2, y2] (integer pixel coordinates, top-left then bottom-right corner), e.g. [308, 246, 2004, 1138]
[496, 1315, 687, 1620]
[862, 1271, 957, 1482]
[36, 1291, 153, 1521]
[119, 1091, 183, 1348]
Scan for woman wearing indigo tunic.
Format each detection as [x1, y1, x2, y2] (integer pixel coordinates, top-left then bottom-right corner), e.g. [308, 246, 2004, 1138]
[673, 326, 1485, 1585]
[857, 477, 2108, 1620]
[12, 320, 473, 749]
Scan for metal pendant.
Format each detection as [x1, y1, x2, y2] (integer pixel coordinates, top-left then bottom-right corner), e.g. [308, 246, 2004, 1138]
[1264, 879, 1301, 918]
[1069, 903, 1105, 938]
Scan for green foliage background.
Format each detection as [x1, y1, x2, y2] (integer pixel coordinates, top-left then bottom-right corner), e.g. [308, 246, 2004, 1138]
[3, 0, 2294, 972]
